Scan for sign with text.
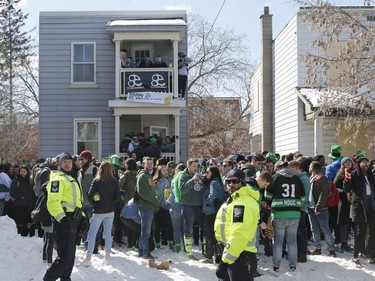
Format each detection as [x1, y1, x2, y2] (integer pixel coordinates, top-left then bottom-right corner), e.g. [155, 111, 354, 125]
[127, 92, 173, 104]
[125, 71, 170, 92]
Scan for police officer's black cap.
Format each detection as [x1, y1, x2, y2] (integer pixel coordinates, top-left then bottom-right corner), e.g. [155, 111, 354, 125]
[59, 152, 73, 164]
[226, 168, 245, 180]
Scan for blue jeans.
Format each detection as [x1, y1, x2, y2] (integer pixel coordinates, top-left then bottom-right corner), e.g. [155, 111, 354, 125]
[138, 209, 154, 257]
[170, 205, 184, 244]
[87, 212, 114, 255]
[308, 208, 335, 251]
[297, 211, 308, 258]
[0, 201, 5, 216]
[83, 206, 94, 242]
[272, 218, 299, 268]
[182, 205, 202, 238]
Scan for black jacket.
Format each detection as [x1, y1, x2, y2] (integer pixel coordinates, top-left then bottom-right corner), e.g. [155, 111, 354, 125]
[9, 177, 35, 208]
[88, 177, 121, 214]
[344, 169, 375, 223]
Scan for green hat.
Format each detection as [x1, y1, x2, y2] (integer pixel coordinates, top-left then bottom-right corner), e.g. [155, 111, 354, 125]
[110, 155, 121, 168]
[356, 150, 367, 157]
[149, 137, 157, 144]
[328, 145, 343, 160]
[52, 154, 60, 163]
[102, 157, 111, 163]
[265, 152, 278, 163]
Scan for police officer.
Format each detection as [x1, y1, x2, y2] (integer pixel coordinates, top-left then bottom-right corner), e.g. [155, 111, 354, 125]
[43, 152, 83, 281]
[214, 168, 260, 281]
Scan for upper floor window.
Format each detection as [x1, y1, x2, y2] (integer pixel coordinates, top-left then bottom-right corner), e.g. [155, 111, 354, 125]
[71, 42, 96, 83]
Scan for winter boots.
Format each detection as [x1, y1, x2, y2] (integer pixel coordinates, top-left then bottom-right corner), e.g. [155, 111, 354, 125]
[168, 240, 174, 251]
[174, 243, 181, 253]
[184, 236, 198, 260]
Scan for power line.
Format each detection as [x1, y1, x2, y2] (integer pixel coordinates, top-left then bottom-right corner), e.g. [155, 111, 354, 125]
[207, 0, 227, 35]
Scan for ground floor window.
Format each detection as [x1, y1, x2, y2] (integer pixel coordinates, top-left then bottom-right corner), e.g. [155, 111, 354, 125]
[74, 118, 101, 159]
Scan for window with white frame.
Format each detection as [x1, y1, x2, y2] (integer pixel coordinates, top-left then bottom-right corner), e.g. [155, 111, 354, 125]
[131, 43, 154, 66]
[74, 119, 101, 159]
[71, 42, 96, 83]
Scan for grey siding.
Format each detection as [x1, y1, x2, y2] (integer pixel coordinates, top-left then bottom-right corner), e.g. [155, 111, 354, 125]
[39, 11, 188, 160]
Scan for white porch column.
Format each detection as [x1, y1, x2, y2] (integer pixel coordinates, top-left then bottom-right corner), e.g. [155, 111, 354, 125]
[173, 40, 179, 98]
[314, 116, 324, 155]
[115, 114, 120, 155]
[115, 40, 121, 99]
[174, 114, 180, 163]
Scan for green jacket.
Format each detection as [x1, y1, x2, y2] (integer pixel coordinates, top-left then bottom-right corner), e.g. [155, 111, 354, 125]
[172, 171, 184, 203]
[136, 169, 159, 211]
[242, 163, 257, 179]
[179, 169, 203, 206]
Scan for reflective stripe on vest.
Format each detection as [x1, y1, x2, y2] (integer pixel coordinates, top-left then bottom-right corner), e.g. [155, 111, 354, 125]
[61, 174, 80, 209]
[55, 211, 65, 221]
[223, 252, 237, 263]
[218, 206, 227, 242]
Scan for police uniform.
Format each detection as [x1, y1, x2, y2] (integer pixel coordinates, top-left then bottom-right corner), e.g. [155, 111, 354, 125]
[215, 184, 259, 281]
[43, 164, 83, 281]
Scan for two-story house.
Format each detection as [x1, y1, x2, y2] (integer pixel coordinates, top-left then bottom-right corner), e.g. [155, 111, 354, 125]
[250, 6, 375, 159]
[39, 10, 189, 163]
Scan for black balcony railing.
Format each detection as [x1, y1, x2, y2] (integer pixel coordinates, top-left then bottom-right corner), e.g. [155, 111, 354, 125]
[120, 68, 175, 99]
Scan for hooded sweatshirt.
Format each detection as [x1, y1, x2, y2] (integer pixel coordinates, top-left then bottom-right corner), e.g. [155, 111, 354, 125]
[264, 169, 305, 219]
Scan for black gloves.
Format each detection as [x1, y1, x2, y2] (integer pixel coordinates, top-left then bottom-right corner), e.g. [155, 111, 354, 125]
[60, 216, 73, 232]
[216, 261, 229, 279]
[79, 216, 88, 233]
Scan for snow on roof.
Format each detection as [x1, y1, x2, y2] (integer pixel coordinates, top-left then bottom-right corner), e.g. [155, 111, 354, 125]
[298, 88, 357, 109]
[107, 19, 186, 27]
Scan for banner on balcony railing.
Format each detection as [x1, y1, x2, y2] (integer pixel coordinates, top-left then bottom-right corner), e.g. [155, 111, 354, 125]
[125, 71, 170, 92]
[127, 92, 173, 104]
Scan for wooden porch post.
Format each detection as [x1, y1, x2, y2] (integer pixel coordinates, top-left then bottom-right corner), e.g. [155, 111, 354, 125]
[115, 40, 121, 99]
[173, 40, 179, 98]
[115, 114, 120, 155]
[174, 114, 180, 163]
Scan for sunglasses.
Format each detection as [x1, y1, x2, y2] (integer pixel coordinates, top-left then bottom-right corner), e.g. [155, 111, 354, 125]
[226, 178, 241, 185]
[222, 164, 229, 168]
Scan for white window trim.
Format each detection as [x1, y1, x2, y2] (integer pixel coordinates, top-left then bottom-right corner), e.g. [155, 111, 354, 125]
[73, 118, 102, 160]
[70, 41, 98, 87]
[130, 42, 155, 64]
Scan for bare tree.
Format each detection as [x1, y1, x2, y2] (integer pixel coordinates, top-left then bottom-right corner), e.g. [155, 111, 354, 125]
[187, 14, 254, 157]
[0, 0, 38, 163]
[296, 0, 375, 147]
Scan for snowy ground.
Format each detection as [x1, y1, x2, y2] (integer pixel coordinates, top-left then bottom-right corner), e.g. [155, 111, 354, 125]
[1, 215, 375, 281]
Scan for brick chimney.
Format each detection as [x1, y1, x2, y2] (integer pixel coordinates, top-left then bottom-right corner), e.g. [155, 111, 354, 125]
[260, 6, 274, 152]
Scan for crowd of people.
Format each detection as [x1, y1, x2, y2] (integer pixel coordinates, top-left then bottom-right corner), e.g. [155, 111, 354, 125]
[0, 144, 375, 280]
[120, 132, 176, 160]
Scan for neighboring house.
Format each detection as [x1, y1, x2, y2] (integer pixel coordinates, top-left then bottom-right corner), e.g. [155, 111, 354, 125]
[250, 6, 375, 159]
[39, 10, 189, 163]
[189, 96, 249, 157]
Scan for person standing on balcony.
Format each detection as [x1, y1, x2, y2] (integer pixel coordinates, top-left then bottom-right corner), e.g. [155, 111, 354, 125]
[120, 49, 135, 96]
[153, 55, 167, 67]
[120, 49, 135, 68]
[138, 57, 153, 68]
[178, 52, 192, 99]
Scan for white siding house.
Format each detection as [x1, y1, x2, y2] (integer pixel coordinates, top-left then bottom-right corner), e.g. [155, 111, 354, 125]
[39, 11, 190, 162]
[250, 6, 375, 159]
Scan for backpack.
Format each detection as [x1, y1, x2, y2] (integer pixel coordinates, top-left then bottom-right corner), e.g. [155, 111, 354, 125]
[315, 175, 339, 207]
[31, 181, 52, 226]
[33, 166, 51, 197]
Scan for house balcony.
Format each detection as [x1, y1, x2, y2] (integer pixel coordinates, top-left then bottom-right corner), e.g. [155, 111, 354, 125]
[118, 67, 178, 100]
